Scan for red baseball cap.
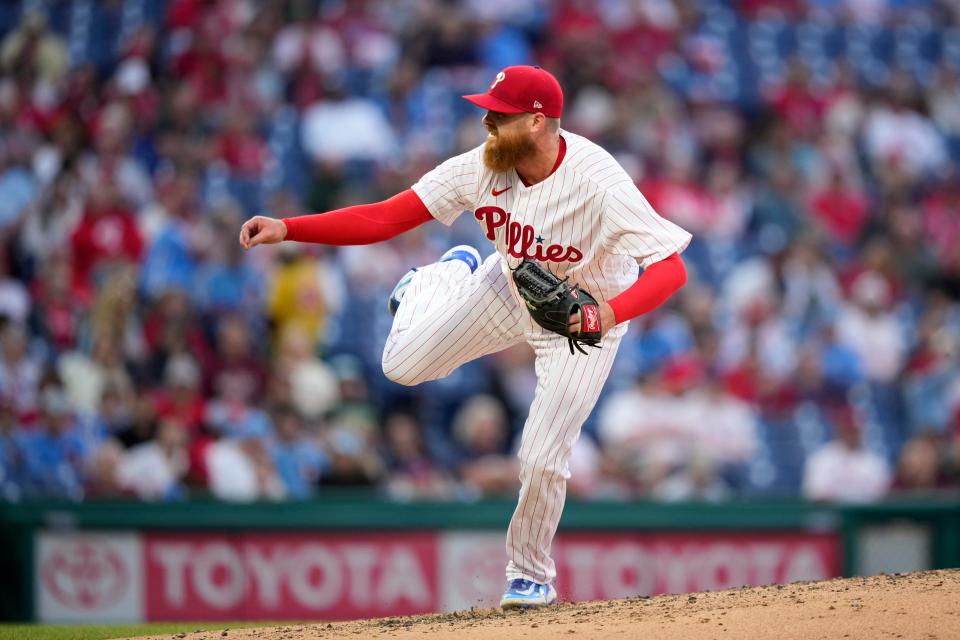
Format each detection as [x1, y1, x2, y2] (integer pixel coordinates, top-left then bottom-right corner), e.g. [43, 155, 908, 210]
[463, 65, 564, 119]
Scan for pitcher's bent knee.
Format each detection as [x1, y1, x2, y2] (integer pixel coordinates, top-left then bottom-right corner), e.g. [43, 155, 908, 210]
[381, 349, 436, 386]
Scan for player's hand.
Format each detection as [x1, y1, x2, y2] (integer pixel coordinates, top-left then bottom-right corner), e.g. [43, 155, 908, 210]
[568, 301, 616, 338]
[239, 215, 287, 249]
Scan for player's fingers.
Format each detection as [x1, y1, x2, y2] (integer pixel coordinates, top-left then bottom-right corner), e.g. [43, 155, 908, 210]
[244, 218, 269, 248]
[242, 218, 262, 248]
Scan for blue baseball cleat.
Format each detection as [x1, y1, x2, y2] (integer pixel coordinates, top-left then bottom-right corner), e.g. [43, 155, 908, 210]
[438, 244, 480, 272]
[499, 578, 558, 609]
[387, 268, 417, 317]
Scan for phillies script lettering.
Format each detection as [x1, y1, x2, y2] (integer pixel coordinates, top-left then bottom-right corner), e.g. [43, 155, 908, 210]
[475, 206, 583, 263]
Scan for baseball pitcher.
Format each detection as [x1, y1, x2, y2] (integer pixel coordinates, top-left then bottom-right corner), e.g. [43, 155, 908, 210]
[239, 65, 691, 608]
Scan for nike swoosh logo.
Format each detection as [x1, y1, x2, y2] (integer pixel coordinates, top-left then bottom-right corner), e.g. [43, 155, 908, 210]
[509, 583, 537, 596]
[492, 186, 512, 196]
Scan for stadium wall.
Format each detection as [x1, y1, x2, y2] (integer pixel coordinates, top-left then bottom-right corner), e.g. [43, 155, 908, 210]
[0, 496, 956, 623]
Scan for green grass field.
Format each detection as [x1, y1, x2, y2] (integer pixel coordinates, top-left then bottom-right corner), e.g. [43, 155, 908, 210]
[0, 622, 281, 640]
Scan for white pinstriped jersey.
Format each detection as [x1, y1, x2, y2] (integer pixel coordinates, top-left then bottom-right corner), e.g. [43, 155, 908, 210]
[411, 129, 692, 304]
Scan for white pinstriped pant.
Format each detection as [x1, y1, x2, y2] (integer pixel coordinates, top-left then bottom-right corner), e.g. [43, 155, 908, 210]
[382, 253, 623, 584]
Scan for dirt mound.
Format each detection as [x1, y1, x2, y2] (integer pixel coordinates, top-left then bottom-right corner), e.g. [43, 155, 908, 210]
[139, 569, 960, 640]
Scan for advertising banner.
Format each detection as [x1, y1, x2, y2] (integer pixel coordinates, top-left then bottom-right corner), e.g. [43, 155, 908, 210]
[440, 531, 841, 611]
[35, 528, 840, 622]
[143, 532, 439, 620]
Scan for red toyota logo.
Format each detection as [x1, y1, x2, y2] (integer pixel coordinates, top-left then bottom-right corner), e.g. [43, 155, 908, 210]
[42, 539, 129, 610]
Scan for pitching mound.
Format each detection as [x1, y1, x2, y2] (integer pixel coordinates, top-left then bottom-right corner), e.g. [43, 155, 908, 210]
[140, 569, 959, 640]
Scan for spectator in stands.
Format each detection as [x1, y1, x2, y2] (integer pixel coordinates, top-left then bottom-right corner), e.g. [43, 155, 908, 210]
[809, 167, 869, 251]
[599, 363, 694, 489]
[688, 374, 758, 467]
[891, 432, 951, 495]
[193, 207, 265, 322]
[20, 168, 84, 264]
[904, 320, 960, 436]
[717, 291, 798, 415]
[204, 373, 271, 441]
[0, 11, 68, 85]
[84, 439, 125, 498]
[651, 453, 733, 503]
[640, 152, 712, 236]
[116, 419, 188, 501]
[153, 84, 210, 175]
[58, 332, 133, 417]
[269, 404, 327, 500]
[765, 58, 824, 139]
[327, 354, 379, 428]
[835, 270, 906, 384]
[69, 183, 143, 298]
[779, 236, 844, 331]
[138, 176, 207, 302]
[862, 71, 949, 180]
[382, 410, 453, 500]
[795, 324, 863, 405]
[301, 81, 398, 164]
[0, 131, 38, 235]
[322, 415, 385, 488]
[274, 324, 339, 421]
[151, 354, 206, 436]
[206, 432, 286, 502]
[268, 244, 341, 352]
[90, 381, 136, 442]
[921, 170, 960, 269]
[142, 289, 214, 382]
[115, 393, 159, 450]
[79, 101, 152, 208]
[86, 266, 148, 371]
[702, 159, 752, 241]
[208, 316, 267, 403]
[802, 406, 891, 503]
[0, 324, 41, 420]
[747, 161, 806, 253]
[450, 395, 518, 497]
[0, 248, 30, 329]
[217, 107, 268, 179]
[18, 388, 90, 499]
[29, 254, 82, 355]
[205, 317, 271, 437]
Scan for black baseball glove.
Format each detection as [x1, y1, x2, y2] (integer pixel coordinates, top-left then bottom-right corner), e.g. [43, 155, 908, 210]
[512, 259, 603, 355]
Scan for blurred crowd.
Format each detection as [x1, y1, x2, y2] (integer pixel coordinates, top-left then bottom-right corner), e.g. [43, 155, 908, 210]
[0, 0, 959, 504]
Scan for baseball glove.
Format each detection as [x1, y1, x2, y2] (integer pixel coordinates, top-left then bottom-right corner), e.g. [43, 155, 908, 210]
[512, 259, 602, 355]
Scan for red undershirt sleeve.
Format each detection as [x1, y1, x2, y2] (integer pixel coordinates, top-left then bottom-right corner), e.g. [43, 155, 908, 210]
[281, 189, 433, 245]
[607, 253, 687, 324]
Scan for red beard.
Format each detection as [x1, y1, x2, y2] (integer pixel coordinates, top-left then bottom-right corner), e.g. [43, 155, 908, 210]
[483, 127, 536, 173]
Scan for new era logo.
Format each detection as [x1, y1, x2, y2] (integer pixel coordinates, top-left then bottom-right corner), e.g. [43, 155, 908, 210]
[533, 100, 543, 109]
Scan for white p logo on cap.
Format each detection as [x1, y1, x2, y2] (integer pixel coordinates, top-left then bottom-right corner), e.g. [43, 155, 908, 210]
[490, 71, 506, 90]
